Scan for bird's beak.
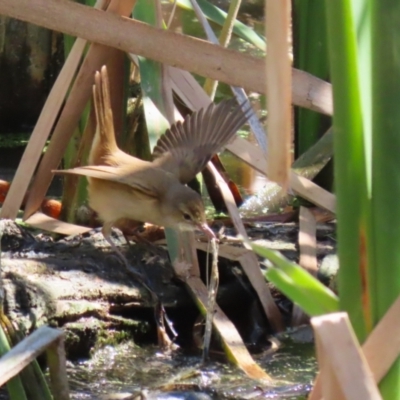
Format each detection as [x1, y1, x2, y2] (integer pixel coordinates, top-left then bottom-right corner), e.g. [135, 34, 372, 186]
[198, 223, 216, 240]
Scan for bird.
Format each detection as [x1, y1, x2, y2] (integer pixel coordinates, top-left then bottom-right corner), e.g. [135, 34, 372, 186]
[53, 66, 250, 264]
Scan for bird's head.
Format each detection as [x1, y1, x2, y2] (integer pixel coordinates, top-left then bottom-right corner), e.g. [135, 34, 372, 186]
[162, 185, 215, 239]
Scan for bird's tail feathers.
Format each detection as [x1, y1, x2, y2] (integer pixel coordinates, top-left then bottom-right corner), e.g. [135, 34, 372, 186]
[89, 65, 118, 165]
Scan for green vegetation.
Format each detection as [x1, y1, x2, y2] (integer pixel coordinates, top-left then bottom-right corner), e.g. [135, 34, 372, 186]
[0, 133, 33, 148]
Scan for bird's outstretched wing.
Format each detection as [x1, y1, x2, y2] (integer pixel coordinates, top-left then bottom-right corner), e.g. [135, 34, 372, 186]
[152, 99, 251, 184]
[53, 162, 169, 199]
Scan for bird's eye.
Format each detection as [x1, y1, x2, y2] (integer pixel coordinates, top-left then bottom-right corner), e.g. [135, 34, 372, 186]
[183, 213, 192, 221]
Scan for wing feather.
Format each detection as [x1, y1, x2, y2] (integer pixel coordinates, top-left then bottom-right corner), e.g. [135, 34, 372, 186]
[152, 99, 251, 183]
[53, 162, 168, 199]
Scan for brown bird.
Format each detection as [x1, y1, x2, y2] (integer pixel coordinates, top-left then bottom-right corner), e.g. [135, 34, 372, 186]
[54, 66, 249, 262]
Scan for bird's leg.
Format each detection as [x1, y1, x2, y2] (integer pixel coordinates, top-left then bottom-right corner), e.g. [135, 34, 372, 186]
[120, 222, 166, 257]
[123, 226, 144, 245]
[113, 219, 162, 251]
[122, 232, 132, 245]
[113, 218, 143, 245]
[102, 224, 130, 267]
[102, 223, 152, 284]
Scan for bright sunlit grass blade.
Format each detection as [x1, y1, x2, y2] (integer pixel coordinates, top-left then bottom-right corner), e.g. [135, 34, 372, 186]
[325, 0, 369, 342]
[326, 0, 400, 396]
[250, 242, 339, 316]
[370, 0, 400, 396]
[265, 268, 337, 316]
[351, 1, 372, 194]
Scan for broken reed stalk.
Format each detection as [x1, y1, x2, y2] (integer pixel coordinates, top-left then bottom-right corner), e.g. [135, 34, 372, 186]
[0, 327, 68, 398]
[309, 295, 400, 399]
[312, 313, 382, 400]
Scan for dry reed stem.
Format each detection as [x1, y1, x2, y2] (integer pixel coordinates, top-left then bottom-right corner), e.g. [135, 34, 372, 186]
[313, 325, 346, 400]
[47, 337, 70, 400]
[290, 172, 336, 214]
[0, 326, 64, 387]
[309, 295, 400, 399]
[0, 0, 332, 115]
[227, 135, 337, 214]
[25, 212, 91, 235]
[298, 206, 318, 275]
[265, 0, 292, 187]
[291, 206, 318, 327]
[107, 49, 127, 139]
[312, 313, 382, 400]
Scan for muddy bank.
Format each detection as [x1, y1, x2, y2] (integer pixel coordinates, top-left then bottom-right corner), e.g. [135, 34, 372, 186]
[0, 219, 336, 359]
